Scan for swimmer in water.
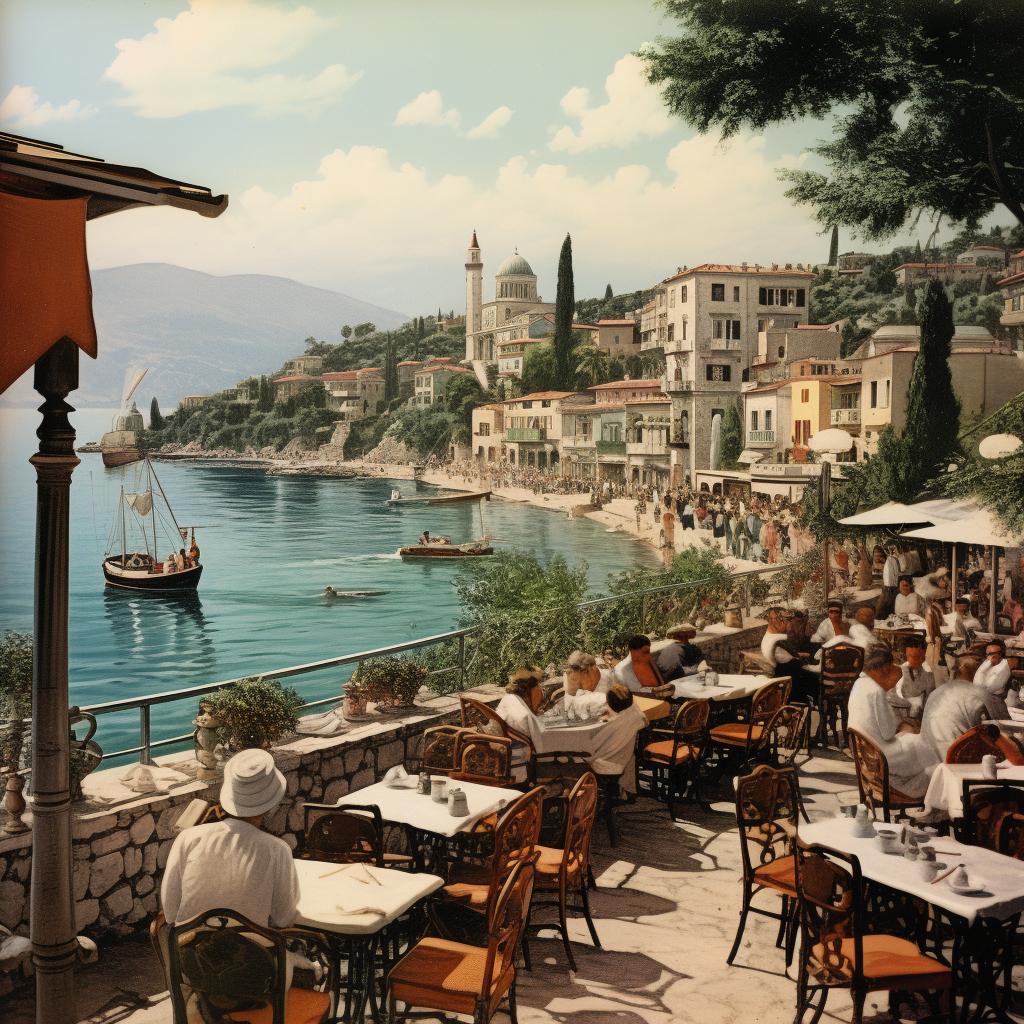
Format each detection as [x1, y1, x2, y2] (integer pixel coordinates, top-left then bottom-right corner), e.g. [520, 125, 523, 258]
[324, 586, 337, 598]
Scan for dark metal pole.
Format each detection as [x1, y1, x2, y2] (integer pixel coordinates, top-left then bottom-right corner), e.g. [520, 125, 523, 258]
[30, 338, 80, 1024]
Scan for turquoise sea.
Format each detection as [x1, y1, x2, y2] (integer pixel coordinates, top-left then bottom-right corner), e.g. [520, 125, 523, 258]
[0, 407, 658, 759]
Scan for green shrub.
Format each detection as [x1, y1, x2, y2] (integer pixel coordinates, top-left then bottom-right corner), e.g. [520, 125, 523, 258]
[353, 656, 427, 707]
[206, 676, 304, 751]
[0, 632, 32, 784]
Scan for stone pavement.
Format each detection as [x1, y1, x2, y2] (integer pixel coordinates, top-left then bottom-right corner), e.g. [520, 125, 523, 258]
[7, 750, 951, 1024]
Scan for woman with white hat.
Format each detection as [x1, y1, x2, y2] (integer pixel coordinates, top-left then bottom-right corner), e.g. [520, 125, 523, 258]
[161, 748, 299, 932]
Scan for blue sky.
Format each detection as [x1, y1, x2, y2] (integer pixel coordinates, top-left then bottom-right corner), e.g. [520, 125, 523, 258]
[0, 0, 983, 318]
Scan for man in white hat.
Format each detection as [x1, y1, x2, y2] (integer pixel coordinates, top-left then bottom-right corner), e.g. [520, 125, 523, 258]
[653, 623, 705, 682]
[161, 748, 299, 931]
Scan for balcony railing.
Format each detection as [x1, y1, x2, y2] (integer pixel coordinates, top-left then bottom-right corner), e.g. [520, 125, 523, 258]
[710, 338, 742, 350]
[626, 442, 669, 457]
[595, 440, 626, 456]
[662, 377, 693, 392]
[669, 430, 690, 447]
[506, 427, 546, 441]
[747, 429, 776, 444]
[664, 339, 693, 355]
[562, 436, 594, 449]
[831, 408, 861, 426]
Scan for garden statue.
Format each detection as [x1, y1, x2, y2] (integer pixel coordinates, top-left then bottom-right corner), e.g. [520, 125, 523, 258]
[192, 700, 223, 778]
[68, 708, 103, 802]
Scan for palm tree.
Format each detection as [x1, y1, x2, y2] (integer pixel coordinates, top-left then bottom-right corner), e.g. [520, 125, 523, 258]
[576, 345, 609, 387]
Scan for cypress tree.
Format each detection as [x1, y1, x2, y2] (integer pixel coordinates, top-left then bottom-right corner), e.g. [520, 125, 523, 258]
[902, 279, 960, 487]
[553, 233, 575, 391]
[149, 396, 164, 431]
[828, 225, 839, 266]
[604, 283, 613, 300]
[720, 404, 742, 468]
[384, 332, 399, 403]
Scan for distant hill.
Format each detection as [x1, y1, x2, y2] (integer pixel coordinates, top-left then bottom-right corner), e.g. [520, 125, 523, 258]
[0, 264, 410, 408]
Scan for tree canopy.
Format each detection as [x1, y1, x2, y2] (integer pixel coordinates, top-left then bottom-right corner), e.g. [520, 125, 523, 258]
[639, 1, 1024, 238]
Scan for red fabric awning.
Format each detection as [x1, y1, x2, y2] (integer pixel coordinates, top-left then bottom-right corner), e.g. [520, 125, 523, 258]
[0, 190, 98, 395]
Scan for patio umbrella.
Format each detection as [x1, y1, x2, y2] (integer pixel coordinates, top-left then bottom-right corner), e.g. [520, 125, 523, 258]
[902, 505, 1022, 548]
[837, 502, 935, 528]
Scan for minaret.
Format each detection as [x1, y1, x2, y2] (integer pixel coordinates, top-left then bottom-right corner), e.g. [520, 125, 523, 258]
[465, 229, 483, 362]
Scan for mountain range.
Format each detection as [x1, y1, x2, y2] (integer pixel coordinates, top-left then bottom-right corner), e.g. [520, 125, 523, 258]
[1, 263, 410, 408]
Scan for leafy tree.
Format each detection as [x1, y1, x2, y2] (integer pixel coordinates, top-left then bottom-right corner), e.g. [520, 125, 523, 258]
[639, 2, 1024, 239]
[576, 345, 609, 388]
[604, 283, 613, 300]
[340, 325, 352, 340]
[258, 375, 274, 413]
[353, 322, 376, 339]
[295, 380, 327, 411]
[149, 396, 164, 431]
[521, 343, 558, 395]
[828, 226, 839, 266]
[393, 405, 460, 458]
[553, 233, 576, 390]
[445, 373, 488, 440]
[624, 354, 644, 379]
[607, 355, 625, 382]
[383, 333, 399, 403]
[720, 403, 742, 469]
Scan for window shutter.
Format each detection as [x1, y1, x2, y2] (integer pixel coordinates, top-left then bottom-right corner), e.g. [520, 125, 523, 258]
[796, 288, 806, 307]
[732, 320, 741, 339]
[759, 287, 767, 305]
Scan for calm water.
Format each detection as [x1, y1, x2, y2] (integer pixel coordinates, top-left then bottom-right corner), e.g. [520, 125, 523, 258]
[0, 407, 658, 758]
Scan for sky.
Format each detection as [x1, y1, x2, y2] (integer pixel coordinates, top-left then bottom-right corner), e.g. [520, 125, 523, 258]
[0, 0, 995, 320]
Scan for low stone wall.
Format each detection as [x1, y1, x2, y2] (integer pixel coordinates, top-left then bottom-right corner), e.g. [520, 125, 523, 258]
[693, 623, 769, 673]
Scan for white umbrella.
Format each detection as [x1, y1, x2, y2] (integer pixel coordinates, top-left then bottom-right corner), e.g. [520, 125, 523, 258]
[808, 427, 855, 454]
[902, 505, 1022, 548]
[838, 502, 935, 527]
[979, 433, 1022, 459]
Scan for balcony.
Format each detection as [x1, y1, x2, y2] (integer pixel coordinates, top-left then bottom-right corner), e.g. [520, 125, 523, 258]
[627, 441, 669, 457]
[506, 428, 546, 442]
[595, 440, 626, 457]
[662, 377, 693, 393]
[747, 430, 776, 445]
[669, 430, 690, 448]
[710, 338, 742, 351]
[831, 408, 861, 426]
[664, 339, 693, 355]
[561, 436, 594, 450]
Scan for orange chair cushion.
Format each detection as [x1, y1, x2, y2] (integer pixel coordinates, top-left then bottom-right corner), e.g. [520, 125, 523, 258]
[811, 935, 951, 986]
[442, 881, 489, 906]
[752, 854, 796, 894]
[530, 844, 581, 888]
[643, 740, 696, 763]
[709, 723, 762, 746]
[389, 936, 513, 1015]
[224, 987, 331, 1023]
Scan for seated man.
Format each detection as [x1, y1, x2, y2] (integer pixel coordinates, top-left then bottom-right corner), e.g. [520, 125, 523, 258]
[974, 640, 1012, 699]
[810, 599, 848, 655]
[613, 635, 666, 693]
[760, 607, 791, 667]
[587, 684, 650, 796]
[847, 645, 938, 798]
[761, 607, 818, 704]
[886, 635, 934, 723]
[894, 575, 926, 618]
[824, 605, 877, 651]
[653, 623, 704, 682]
[161, 748, 299, 930]
[919, 661, 994, 763]
[562, 650, 611, 714]
[944, 596, 981, 643]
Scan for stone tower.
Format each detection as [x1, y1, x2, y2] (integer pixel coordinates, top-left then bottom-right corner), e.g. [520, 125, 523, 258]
[465, 229, 482, 362]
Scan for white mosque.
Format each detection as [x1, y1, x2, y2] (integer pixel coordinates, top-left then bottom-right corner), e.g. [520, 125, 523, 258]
[464, 231, 555, 365]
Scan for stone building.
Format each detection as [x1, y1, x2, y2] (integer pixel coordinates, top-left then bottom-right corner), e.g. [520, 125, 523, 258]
[471, 404, 504, 462]
[998, 249, 1024, 349]
[894, 263, 983, 286]
[500, 390, 583, 469]
[413, 359, 473, 406]
[322, 368, 385, 419]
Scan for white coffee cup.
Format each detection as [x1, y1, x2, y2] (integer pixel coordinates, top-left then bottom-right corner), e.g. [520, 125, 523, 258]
[983, 754, 998, 780]
[431, 778, 448, 803]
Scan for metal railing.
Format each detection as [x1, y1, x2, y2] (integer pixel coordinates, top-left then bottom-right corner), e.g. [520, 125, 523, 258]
[831, 408, 861, 425]
[76, 563, 794, 766]
[747, 429, 776, 444]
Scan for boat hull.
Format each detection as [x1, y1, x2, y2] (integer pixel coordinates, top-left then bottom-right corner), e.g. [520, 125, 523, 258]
[398, 545, 493, 559]
[103, 558, 202, 590]
[387, 490, 491, 506]
[102, 448, 142, 468]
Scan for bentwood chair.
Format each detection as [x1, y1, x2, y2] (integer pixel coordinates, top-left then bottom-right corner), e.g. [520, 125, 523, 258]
[792, 846, 953, 1024]
[151, 909, 336, 1024]
[637, 698, 710, 819]
[386, 854, 538, 1024]
[960, 779, 1024, 850]
[421, 725, 473, 776]
[818, 642, 863, 747]
[727, 765, 801, 968]
[847, 729, 923, 824]
[299, 803, 414, 871]
[450, 732, 513, 787]
[708, 677, 791, 774]
[946, 725, 1024, 766]
[521, 772, 601, 973]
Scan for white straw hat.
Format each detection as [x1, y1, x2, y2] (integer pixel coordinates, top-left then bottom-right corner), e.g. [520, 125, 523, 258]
[219, 749, 287, 819]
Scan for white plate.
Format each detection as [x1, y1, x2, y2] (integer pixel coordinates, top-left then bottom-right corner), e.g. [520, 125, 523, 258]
[949, 880, 988, 896]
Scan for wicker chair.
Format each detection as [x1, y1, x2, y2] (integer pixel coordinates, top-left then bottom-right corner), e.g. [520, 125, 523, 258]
[818, 642, 863, 747]
[961, 779, 1024, 851]
[637, 699, 710, 819]
[946, 724, 1024, 766]
[847, 729, 923, 823]
[727, 765, 801, 967]
[792, 846, 952, 1024]
[297, 802, 386, 866]
[421, 725, 472, 776]
[708, 677, 792, 773]
[450, 733, 513, 787]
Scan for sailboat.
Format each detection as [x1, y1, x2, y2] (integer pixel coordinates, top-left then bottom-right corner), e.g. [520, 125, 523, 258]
[101, 367, 148, 468]
[102, 458, 203, 590]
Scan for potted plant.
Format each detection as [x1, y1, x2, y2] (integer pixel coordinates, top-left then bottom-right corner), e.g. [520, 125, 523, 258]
[353, 656, 427, 710]
[205, 677, 304, 751]
[0, 632, 33, 799]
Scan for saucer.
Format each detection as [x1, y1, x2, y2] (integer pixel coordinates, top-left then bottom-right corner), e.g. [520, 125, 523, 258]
[948, 879, 989, 896]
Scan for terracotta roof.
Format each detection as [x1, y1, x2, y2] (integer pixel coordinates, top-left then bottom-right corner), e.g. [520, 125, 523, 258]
[745, 380, 791, 393]
[967, 245, 1003, 252]
[274, 375, 314, 384]
[322, 371, 357, 380]
[796, 324, 837, 330]
[589, 378, 663, 390]
[397, 360, 422, 366]
[998, 270, 1024, 288]
[470, 229, 479, 249]
[501, 391, 579, 403]
[597, 319, 637, 326]
[664, 263, 815, 282]
[418, 364, 471, 374]
[894, 263, 976, 271]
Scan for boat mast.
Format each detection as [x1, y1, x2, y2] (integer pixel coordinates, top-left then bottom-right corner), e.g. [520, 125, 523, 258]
[150, 462, 158, 562]
[120, 486, 126, 568]
[147, 457, 185, 545]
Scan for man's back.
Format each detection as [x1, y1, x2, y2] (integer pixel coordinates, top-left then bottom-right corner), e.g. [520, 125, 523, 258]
[161, 818, 299, 928]
[920, 681, 988, 764]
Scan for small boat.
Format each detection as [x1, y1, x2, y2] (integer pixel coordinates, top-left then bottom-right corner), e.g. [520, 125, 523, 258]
[386, 490, 491, 506]
[103, 457, 203, 591]
[101, 368, 148, 468]
[77, 441, 102, 453]
[398, 540, 494, 559]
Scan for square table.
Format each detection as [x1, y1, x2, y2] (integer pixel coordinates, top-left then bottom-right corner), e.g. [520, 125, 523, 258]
[294, 860, 444, 1023]
[670, 673, 772, 702]
[923, 763, 1024, 821]
[801, 815, 1024, 1021]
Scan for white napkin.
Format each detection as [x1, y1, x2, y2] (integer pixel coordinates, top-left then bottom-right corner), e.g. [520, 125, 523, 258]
[334, 905, 387, 916]
[383, 765, 410, 787]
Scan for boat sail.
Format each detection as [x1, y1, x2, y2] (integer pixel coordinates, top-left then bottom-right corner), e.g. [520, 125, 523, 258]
[101, 367, 149, 467]
[103, 458, 203, 591]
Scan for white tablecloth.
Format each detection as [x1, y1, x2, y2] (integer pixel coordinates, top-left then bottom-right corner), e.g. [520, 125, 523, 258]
[293, 860, 443, 935]
[335, 777, 520, 838]
[801, 816, 1024, 926]
[922, 763, 1024, 820]
[670, 674, 772, 702]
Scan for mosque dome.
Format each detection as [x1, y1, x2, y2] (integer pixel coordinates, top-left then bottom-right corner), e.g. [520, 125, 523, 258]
[496, 252, 534, 277]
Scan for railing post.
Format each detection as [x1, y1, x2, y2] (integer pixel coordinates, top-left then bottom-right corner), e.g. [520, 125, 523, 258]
[458, 634, 466, 692]
[140, 705, 152, 765]
[745, 579, 751, 617]
[640, 593, 647, 634]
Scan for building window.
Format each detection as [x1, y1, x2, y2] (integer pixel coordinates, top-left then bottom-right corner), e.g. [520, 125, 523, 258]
[681, 285, 688, 302]
[796, 288, 806, 307]
[711, 283, 725, 301]
[765, 410, 772, 431]
[728, 320, 741, 339]
[870, 381, 878, 408]
[733, 285, 740, 301]
[669, 289, 675, 307]
[541, 400, 551, 408]
[885, 379, 891, 408]
[713, 320, 723, 339]
[667, 323, 674, 344]
[751, 410, 759, 431]
[614, 334, 620, 344]
[801, 388, 809, 402]
[706, 364, 731, 382]
[681, 321, 687, 341]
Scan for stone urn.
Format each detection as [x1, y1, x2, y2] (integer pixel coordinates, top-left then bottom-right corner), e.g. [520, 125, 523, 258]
[192, 700, 224, 779]
[343, 684, 368, 719]
[68, 708, 103, 802]
[0, 719, 26, 801]
[723, 605, 743, 629]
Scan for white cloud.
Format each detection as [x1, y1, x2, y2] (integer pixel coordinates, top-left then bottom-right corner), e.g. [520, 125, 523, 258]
[549, 53, 674, 154]
[103, 0, 361, 118]
[0, 86, 97, 127]
[85, 132, 822, 314]
[394, 90, 460, 129]
[466, 106, 513, 139]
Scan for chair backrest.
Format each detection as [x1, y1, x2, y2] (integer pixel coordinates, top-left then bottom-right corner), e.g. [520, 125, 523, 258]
[962, 780, 1024, 851]
[751, 677, 791, 728]
[300, 803, 384, 866]
[669, 698, 710, 762]
[734, 765, 800, 884]
[561, 772, 599, 880]
[480, 854, 538, 1006]
[460, 696, 507, 735]
[422, 725, 470, 776]
[767, 704, 810, 767]
[998, 811, 1024, 859]
[847, 728, 890, 821]
[537, 778, 571, 848]
[484, 788, 543, 915]
[822, 642, 864, 688]
[159, 908, 288, 1024]
[946, 724, 1024, 765]
[792, 844, 863, 992]
[451, 733, 513, 786]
